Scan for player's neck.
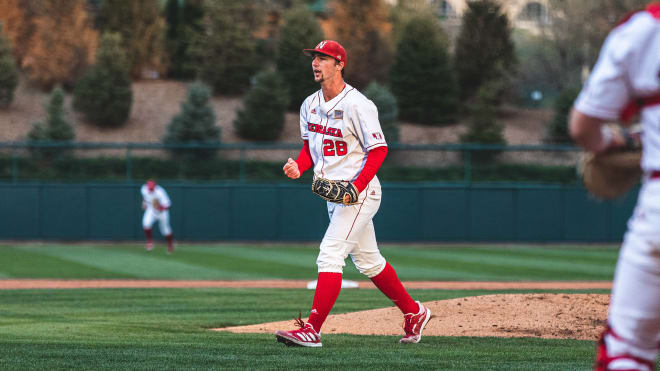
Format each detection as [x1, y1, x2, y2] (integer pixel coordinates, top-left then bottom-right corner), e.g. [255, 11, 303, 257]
[321, 78, 346, 102]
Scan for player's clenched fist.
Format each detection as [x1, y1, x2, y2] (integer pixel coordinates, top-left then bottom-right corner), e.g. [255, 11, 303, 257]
[283, 158, 300, 179]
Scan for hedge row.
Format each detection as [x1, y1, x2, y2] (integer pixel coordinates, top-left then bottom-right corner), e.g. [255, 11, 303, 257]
[0, 156, 580, 184]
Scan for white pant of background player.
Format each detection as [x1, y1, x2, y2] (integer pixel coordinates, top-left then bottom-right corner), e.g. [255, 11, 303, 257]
[317, 182, 386, 278]
[608, 178, 660, 370]
[142, 209, 172, 237]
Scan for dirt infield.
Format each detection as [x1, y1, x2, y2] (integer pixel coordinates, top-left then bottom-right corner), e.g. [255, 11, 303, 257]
[0, 279, 612, 290]
[217, 293, 609, 341]
[1, 280, 610, 340]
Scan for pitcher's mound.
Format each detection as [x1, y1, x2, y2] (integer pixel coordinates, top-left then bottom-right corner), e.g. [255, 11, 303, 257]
[214, 293, 609, 340]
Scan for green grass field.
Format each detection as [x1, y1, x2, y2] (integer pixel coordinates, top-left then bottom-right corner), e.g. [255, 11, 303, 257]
[0, 243, 618, 370]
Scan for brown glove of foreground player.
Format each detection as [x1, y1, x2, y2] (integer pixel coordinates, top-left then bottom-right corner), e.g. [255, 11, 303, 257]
[579, 124, 642, 200]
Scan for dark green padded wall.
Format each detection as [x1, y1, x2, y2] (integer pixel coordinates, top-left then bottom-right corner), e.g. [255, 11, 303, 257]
[0, 183, 639, 242]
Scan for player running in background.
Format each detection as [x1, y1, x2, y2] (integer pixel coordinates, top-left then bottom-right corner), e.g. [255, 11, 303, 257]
[141, 179, 175, 254]
[275, 40, 431, 348]
[569, 3, 660, 370]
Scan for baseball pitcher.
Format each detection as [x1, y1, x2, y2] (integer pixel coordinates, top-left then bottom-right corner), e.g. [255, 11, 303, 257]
[569, 3, 660, 370]
[275, 40, 431, 348]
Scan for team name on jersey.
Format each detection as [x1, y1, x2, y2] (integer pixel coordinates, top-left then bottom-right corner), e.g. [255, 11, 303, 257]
[307, 122, 343, 138]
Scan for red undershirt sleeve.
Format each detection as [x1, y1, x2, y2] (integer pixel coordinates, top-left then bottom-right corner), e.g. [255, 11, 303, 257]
[352, 146, 388, 193]
[295, 140, 313, 174]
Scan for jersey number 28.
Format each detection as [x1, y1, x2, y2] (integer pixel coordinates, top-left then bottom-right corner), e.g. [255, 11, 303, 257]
[323, 139, 347, 156]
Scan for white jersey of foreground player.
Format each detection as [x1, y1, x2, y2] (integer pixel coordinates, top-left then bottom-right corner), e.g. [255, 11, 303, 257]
[574, 6, 660, 371]
[299, 84, 387, 184]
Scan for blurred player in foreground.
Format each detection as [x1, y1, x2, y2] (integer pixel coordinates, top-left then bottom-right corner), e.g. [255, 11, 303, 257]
[141, 179, 175, 254]
[569, 3, 660, 370]
[275, 40, 431, 348]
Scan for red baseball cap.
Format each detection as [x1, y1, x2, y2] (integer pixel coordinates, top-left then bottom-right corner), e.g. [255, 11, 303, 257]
[303, 40, 347, 67]
[146, 179, 156, 191]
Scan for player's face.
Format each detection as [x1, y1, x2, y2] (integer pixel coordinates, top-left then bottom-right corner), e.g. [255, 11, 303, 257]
[311, 54, 341, 83]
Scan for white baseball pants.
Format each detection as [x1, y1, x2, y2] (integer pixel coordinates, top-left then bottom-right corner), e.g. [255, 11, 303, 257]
[316, 184, 386, 278]
[142, 209, 172, 236]
[607, 180, 660, 368]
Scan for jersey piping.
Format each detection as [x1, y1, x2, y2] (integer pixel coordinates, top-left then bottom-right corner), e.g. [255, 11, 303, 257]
[345, 183, 369, 240]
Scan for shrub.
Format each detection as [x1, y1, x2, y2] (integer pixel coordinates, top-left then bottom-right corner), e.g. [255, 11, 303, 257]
[27, 86, 75, 160]
[97, 0, 167, 78]
[189, 1, 257, 94]
[545, 87, 580, 144]
[454, 0, 516, 102]
[460, 82, 507, 163]
[363, 82, 399, 143]
[163, 81, 220, 160]
[234, 70, 289, 141]
[390, 13, 457, 125]
[73, 32, 133, 127]
[276, 6, 324, 111]
[0, 24, 18, 109]
[19, 0, 98, 89]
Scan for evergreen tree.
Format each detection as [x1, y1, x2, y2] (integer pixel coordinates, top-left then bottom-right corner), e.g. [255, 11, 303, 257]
[189, 1, 258, 94]
[97, 0, 167, 78]
[234, 70, 289, 141]
[276, 6, 324, 111]
[459, 82, 506, 163]
[545, 87, 580, 144]
[73, 32, 133, 127]
[390, 13, 457, 125]
[455, 0, 516, 102]
[363, 82, 399, 143]
[165, 0, 204, 79]
[0, 24, 18, 109]
[163, 81, 220, 160]
[27, 86, 75, 159]
[328, 0, 393, 89]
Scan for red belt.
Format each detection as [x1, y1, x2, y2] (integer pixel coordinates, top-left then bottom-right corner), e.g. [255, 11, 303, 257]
[651, 171, 660, 179]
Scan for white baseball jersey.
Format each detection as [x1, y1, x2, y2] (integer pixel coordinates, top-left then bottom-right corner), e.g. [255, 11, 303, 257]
[575, 7, 660, 367]
[141, 184, 171, 212]
[574, 9, 660, 172]
[299, 84, 387, 183]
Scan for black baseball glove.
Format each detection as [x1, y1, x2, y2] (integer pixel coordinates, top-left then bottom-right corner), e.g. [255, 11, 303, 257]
[312, 177, 359, 205]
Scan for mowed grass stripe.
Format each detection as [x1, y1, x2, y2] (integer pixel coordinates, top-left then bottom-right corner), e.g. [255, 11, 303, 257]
[390, 244, 618, 265]
[386, 252, 613, 281]
[0, 336, 595, 371]
[13, 245, 241, 279]
[386, 245, 618, 267]
[177, 245, 321, 278]
[0, 246, 135, 279]
[182, 244, 319, 267]
[459, 245, 618, 265]
[381, 247, 615, 278]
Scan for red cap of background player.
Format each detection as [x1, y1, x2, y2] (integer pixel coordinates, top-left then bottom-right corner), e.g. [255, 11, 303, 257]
[146, 179, 156, 191]
[303, 40, 347, 67]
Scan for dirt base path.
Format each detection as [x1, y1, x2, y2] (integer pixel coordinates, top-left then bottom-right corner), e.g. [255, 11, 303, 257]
[0, 279, 612, 290]
[217, 293, 609, 341]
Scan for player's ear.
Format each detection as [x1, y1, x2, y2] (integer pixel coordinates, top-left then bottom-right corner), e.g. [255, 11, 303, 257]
[337, 61, 345, 71]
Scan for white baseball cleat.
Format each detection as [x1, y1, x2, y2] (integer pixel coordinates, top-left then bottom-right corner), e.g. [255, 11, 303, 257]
[400, 301, 432, 344]
[275, 315, 322, 347]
